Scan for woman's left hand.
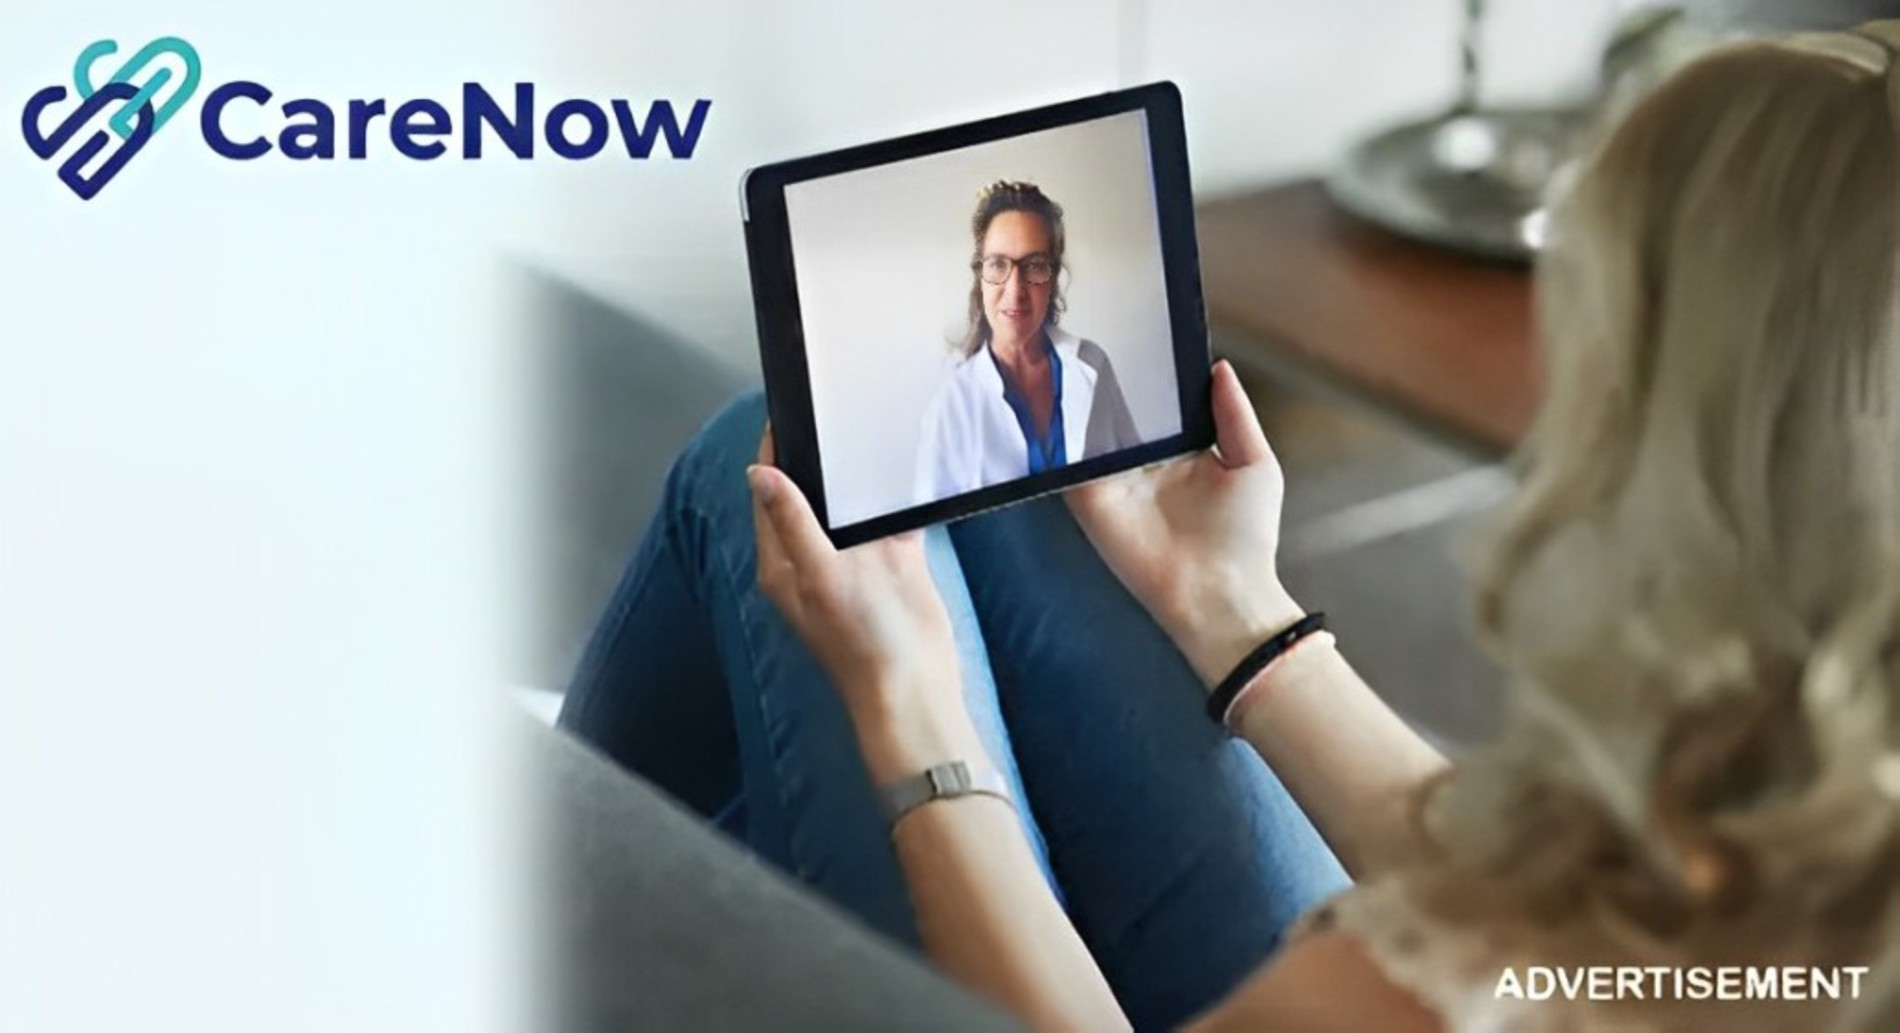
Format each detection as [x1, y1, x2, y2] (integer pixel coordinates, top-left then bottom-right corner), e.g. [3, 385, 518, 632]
[749, 429, 974, 759]
[1064, 360, 1304, 689]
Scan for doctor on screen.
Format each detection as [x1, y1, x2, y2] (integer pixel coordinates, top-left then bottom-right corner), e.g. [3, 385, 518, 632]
[915, 180, 1143, 504]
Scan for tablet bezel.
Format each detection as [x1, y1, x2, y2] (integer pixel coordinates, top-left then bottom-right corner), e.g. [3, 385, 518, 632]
[742, 81, 1214, 549]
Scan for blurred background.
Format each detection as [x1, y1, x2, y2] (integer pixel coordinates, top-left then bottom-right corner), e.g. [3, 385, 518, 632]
[520, 0, 1608, 372]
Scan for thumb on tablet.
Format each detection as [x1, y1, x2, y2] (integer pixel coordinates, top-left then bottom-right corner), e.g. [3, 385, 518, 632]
[749, 463, 835, 577]
[1211, 359, 1273, 469]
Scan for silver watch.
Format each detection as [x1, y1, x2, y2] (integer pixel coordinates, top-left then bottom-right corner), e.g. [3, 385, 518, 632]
[878, 760, 1012, 825]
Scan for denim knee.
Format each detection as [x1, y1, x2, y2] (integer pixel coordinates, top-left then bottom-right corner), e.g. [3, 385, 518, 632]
[657, 390, 768, 539]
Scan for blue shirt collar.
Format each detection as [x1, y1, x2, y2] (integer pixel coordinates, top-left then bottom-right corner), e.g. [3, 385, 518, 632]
[986, 333, 1066, 476]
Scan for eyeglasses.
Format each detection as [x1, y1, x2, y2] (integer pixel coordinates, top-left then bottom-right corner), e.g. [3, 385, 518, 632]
[975, 254, 1056, 286]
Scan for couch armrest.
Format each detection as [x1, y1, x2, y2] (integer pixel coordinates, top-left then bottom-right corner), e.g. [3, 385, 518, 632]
[527, 719, 1023, 1032]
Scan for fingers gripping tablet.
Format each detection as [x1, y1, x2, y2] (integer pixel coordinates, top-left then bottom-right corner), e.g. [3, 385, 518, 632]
[743, 83, 1214, 547]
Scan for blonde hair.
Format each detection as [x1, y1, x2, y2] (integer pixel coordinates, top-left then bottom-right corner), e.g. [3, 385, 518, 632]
[1389, 22, 1900, 1032]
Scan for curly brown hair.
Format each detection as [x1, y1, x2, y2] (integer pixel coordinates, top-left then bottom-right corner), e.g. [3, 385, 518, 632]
[957, 180, 1067, 357]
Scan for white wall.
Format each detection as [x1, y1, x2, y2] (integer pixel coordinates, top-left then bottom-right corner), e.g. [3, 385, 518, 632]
[2, 4, 529, 1032]
[787, 110, 1179, 526]
[520, 0, 1631, 372]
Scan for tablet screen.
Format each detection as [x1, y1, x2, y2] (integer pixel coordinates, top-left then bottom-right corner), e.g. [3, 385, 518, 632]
[786, 109, 1182, 527]
[745, 84, 1211, 546]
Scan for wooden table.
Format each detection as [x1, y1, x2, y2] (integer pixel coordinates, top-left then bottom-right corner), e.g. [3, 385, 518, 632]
[1195, 180, 1542, 457]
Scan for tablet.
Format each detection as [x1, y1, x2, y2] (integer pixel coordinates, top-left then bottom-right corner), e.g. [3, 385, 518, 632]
[742, 82, 1214, 548]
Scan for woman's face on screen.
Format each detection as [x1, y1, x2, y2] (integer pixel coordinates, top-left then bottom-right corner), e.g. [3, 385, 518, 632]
[979, 210, 1054, 346]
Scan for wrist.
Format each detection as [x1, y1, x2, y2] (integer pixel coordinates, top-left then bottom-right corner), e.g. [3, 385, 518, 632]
[846, 677, 987, 786]
[1172, 584, 1307, 691]
[1220, 626, 1337, 729]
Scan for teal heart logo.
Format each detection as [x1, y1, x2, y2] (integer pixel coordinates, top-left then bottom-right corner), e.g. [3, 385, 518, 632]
[74, 37, 203, 140]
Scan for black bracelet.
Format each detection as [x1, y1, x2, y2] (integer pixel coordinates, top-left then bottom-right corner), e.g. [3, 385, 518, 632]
[1205, 612, 1328, 726]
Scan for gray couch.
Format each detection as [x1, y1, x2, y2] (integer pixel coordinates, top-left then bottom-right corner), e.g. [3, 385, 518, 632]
[530, 719, 1022, 1032]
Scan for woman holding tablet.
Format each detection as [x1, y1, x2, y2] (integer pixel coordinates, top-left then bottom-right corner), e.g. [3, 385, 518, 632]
[563, 23, 1900, 1033]
[914, 180, 1142, 504]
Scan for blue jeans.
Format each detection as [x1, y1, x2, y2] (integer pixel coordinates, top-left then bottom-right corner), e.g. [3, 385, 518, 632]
[558, 393, 1348, 1031]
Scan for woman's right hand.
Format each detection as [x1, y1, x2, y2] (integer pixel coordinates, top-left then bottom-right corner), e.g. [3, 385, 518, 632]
[1064, 360, 1306, 689]
[749, 428, 988, 785]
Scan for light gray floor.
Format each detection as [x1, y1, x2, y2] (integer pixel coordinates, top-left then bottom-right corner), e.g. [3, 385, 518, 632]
[1244, 369, 1508, 747]
[523, 269, 1508, 748]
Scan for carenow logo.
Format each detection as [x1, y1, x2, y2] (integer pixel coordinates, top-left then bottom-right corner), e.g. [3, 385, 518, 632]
[23, 36, 713, 200]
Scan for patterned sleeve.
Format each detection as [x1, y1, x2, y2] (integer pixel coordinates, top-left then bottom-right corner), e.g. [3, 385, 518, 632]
[1290, 880, 1578, 1033]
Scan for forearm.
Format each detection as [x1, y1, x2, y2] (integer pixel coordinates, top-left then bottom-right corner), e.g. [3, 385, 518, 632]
[850, 701, 1130, 1033]
[1167, 590, 1448, 879]
[1227, 639, 1448, 878]
[893, 795, 1129, 1032]
[745, 441, 1124, 1028]
[1181, 932, 1443, 1033]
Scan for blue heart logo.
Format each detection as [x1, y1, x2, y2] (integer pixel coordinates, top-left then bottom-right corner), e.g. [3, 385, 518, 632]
[22, 37, 203, 200]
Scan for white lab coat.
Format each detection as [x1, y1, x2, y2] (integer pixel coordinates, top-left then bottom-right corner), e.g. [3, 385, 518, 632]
[914, 328, 1142, 505]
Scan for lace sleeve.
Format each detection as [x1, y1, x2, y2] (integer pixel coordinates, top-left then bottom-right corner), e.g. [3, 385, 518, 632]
[1295, 879, 1583, 1033]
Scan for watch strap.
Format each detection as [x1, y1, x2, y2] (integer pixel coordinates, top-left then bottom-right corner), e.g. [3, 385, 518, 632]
[878, 760, 1012, 825]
